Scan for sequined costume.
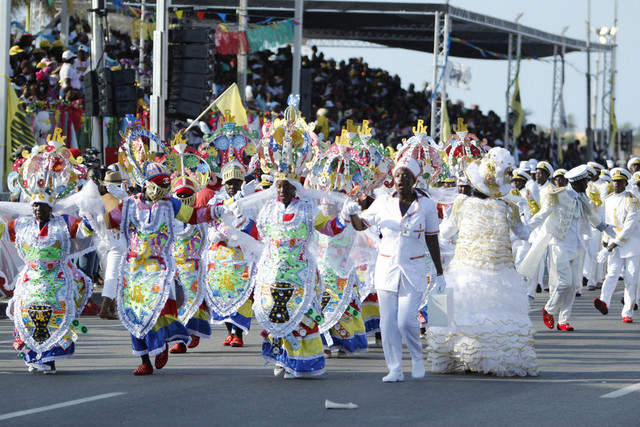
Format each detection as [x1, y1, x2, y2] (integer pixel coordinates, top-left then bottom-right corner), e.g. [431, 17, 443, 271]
[316, 226, 368, 354]
[254, 197, 345, 377]
[173, 222, 211, 339]
[107, 193, 216, 357]
[7, 215, 93, 369]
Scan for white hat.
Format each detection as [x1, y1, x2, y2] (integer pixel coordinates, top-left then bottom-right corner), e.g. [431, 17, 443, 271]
[62, 50, 76, 61]
[565, 165, 590, 182]
[610, 167, 632, 181]
[606, 159, 615, 169]
[512, 168, 531, 181]
[626, 157, 640, 170]
[587, 161, 605, 172]
[553, 168, 567, 178]
[633, 171, 640, 184]
[536, 161, 554, 176]
[585, 165, 597, 177]
[528, 159, 538, 173]
[393, 156, 421, 179]
[518, 161, 529, 170]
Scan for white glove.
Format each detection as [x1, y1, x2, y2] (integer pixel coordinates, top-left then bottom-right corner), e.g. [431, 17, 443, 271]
[240, 180, 259, 197]
[212, 204, 229, 219]
[596, 248, 609, 264]
[233, 214, 248, 229]
[342, 199, 361, 217]
[434, 275, 446, 294]
[107, 183, 128, 200]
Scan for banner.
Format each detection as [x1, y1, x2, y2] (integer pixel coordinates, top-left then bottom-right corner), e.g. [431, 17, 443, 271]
[445, 61, 472, 90]
[441, 101, 452, 143]
[608, 96, 617, 153]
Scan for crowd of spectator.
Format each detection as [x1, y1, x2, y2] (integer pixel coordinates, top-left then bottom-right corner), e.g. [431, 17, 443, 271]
[10, 19, 605, 169]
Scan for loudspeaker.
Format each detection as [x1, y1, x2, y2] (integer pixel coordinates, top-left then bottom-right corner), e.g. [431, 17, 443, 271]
[83, 70, 100, 116]
[169, 28, 214, 44]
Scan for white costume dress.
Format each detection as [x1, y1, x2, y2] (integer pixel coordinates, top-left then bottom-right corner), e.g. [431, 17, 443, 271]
[427, 196, 539, 377]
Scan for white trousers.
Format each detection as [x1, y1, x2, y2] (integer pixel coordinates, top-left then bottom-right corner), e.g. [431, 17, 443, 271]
[583, 231, 605, 287]
[545, 245, 583, 324]
[102, 250, 123, 300]
[600, 251, 640, 318]
[378, 277, 423, 374]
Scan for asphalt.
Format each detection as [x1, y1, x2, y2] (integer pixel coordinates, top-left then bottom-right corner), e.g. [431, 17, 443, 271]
[0, 286, 639, 426]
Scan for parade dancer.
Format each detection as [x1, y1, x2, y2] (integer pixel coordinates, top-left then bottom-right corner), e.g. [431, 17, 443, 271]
[520, 165, 614, 332]
[426, 148, 537, 377]
[593, 168, 640, 323]
[239, 96, 349, 379]
[105, 124, 221, 375]
[1, 133, 97, 373]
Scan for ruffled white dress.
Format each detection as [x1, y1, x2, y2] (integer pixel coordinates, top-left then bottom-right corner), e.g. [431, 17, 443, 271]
[426, 197, 539, 377]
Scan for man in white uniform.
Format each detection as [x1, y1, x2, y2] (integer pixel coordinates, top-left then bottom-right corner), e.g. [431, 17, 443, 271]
[519, 165, 612, 331]
[593, 168, 640, 323]
[583, 164, 606, 292]
[525, 161, 554, 293]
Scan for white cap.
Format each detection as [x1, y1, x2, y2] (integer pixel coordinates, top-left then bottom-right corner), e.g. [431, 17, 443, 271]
[606, 159, 615, 169]
[512, 168, 531, 181]
[62, 50, 76, 60]
[626, 157, 640, 170]
[536, 161, 554, 176]
[633, 171, 640, 184]
[587, 161, 605, 172]
[610, 167, 632, 181]
[565, 165, 590, 182]
[553, 168, 567, 178]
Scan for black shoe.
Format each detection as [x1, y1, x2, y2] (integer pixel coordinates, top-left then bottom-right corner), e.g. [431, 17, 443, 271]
[576, 292, 582, 297]
[620, 297, 639, 311]
[583, 277, 588, 287]
[536, 284, 542, 293]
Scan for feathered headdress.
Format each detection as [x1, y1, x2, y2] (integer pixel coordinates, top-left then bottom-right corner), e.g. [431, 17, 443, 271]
[465, 147, 515, 198]
[258, 94, 317, 181]
[12, 127, 86, 206]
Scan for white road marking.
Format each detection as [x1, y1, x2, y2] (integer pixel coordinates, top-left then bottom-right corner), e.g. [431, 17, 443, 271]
[0, 392, 126, 421]
[601, 383, 640, 399]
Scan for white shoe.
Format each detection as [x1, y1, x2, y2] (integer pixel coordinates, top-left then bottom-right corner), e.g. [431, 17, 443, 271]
[283, 373, 294, 379]
[273, 367, 285, 377]
[382, 371, 404, 383]
[412, 360, 425, 379]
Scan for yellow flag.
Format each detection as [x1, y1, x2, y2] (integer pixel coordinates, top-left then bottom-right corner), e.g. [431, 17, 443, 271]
[510, 72, 523, 139]
[609, 96, 618, 151]
[441, 100, 451, 143]
[4, 77, 36, 183]
[214, 83, 248, 126]
[175, 10, 184, 19]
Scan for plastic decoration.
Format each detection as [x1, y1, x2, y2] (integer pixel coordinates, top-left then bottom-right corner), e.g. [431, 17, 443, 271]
[118, 119, 168, 186]
[442, 118, 490, 176]
[166, 132, 211, 193]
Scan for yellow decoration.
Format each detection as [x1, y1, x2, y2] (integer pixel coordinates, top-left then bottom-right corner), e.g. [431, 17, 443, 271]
[453, 117, 468, 133]
[412, 119, 428, 135]
[47, 127, 67, 145]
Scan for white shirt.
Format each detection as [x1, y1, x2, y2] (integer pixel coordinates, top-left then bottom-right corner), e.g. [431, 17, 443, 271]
[362, 192, 439, 293]
[60, 62, 82, 89]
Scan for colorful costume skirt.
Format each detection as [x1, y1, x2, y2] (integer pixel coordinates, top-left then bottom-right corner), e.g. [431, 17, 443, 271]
[131, 299, 190, 356]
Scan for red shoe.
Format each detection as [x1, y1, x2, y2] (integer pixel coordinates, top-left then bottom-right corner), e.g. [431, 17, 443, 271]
[81, 300, 101, 316]
[154, 345, 169, 370]
[187, 335, 200, 349]
[622, 317, 633, 323]
[594, 298, 609, 315]
[169, 343, 187, 354]
[557, 323, 574, 331]
[133, 363, 153, 376]
[542, 307, 554, 329]
[222, 334, 234, 346]
[230, 336, 244, 347]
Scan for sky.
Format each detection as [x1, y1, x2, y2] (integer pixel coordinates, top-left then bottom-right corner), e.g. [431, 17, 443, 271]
[318, 0, 637, 133]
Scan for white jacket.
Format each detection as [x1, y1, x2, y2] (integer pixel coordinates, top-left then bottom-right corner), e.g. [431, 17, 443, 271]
[362, 192, 439, 293]
[603, 191, 640, 258]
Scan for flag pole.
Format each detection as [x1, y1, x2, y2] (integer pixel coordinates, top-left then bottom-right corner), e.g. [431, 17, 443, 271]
[0, 0, 11, 192]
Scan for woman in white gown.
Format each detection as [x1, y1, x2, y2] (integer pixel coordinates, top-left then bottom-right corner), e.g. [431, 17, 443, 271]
[426, 147, 539, 377]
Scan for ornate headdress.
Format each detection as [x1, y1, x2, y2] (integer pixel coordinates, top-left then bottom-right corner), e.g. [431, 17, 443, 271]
[393, 119, 443, 186]
[465, 147, 515, 198]
[306, 119, 393, 198]
[258, 95, 317, 181]
[197, 110, 258, 178]
[117, 119, 168, 187]
[11, 128, 86, 206]
[442, 118, 489, 177]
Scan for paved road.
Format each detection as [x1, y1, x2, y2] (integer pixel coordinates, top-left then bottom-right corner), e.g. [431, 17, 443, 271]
[0, 288, 639, 426]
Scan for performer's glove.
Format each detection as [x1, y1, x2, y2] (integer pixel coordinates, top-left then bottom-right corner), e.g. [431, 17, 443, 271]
[240, 180, 259, 197]
[341, 199, 361, 217]
[212, 204, 228, 219]
[434, 274, 446, 294]
[107, 184, 128, 200]
[596, 248, 609, 263]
